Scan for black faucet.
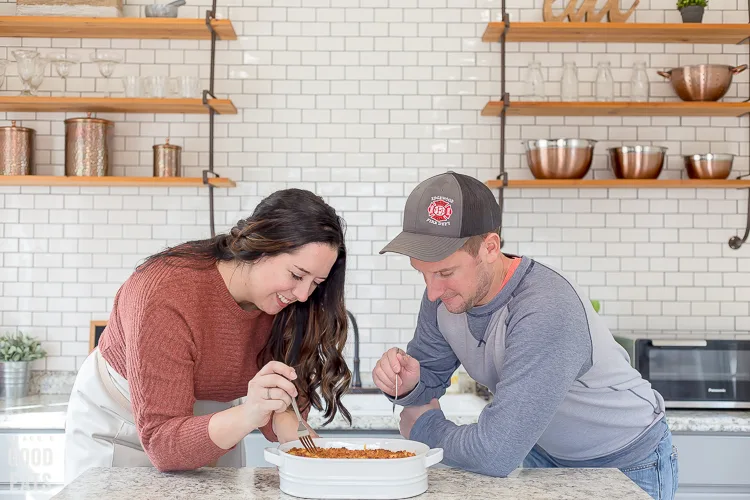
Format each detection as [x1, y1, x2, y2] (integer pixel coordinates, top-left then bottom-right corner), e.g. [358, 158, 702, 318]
[346, 310, 382, 394]
[347, 309, 362, 388]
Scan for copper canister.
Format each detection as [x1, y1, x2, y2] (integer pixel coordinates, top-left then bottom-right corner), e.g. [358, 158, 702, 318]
[65, 112, 114, 177]
[153, 138, 181, 177]
[0, 121, 35, 175]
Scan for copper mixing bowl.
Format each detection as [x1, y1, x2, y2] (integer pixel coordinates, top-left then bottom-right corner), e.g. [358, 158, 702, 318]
[608, 146, 667, 179]
[683, 154, 734, 180]
[657, 64, 747, 102]
[524, 138, 596, 179]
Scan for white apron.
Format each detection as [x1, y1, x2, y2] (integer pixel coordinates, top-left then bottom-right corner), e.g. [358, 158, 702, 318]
[63, 348, 245, 485]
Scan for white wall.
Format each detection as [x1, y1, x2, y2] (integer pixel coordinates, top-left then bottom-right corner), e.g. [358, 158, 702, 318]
[1, 0, 749, 384]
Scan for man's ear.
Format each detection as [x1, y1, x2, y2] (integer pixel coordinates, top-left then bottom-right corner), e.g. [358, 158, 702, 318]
[483, 232, 502, 263]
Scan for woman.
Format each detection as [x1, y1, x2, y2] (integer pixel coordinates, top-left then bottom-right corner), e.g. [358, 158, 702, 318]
[64, 188, 352, 484]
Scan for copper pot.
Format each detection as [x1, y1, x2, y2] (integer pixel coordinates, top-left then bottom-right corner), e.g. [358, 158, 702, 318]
[608, 146, 667, 179]
[657, 64, 747, 102]
[65, 112, 114, 177]
[524, 138, 596, 179]
[0, 121, 35, 175]
[683, 154, 734, 180]
[153, 138, 181, 177]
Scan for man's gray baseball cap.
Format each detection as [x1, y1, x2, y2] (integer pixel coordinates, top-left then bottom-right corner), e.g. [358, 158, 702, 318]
[379, 171, 502, 262]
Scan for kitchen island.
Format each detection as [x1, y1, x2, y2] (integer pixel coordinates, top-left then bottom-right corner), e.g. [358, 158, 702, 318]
[52, 466, 652, 499]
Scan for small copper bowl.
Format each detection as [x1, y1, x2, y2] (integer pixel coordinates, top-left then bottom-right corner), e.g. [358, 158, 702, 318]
[608, 146, 667, 180]
[683, 154, 733, 180]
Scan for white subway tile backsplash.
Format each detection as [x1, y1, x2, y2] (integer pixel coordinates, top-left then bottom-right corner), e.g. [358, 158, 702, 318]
[1, 1, 748, 372]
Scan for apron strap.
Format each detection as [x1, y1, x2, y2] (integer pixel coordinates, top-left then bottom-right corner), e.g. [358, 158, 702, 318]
[95, 348, 133, 412]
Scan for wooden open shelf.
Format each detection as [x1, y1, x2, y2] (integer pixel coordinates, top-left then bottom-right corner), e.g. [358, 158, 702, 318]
[0, 16, 236, 40]
[0, 96, 237, 114]
[0, 175, 236, 187]
[486, 179, 750, 189]
[482, 22, 750, 44]
[481, 101, 750, 117]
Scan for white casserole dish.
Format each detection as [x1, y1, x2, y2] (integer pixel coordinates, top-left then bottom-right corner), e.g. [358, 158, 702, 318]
[264, 438, 444, 499]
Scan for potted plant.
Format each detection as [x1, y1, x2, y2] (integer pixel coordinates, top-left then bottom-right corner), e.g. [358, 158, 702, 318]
[677, 0, 707, 23]
[0, 331, 46, 399]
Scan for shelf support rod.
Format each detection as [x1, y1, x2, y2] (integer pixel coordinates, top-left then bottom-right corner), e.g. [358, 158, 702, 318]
[728, 32, 750, 249]
[728, 188, 750, 250]
[203, 0, 219, 238]
[497, 1, 508, 248]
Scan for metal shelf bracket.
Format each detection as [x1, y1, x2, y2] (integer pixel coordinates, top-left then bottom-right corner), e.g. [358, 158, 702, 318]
[729, 176, 750, 250]
[203, 0, 219, 238]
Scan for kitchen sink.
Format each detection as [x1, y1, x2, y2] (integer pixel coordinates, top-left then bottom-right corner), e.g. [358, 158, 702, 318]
[346, 386, 383, 395]
[339, 393, 487, 417]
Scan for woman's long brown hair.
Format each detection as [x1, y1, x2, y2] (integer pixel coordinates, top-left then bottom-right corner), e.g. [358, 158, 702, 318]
[137, 188, 351, 426]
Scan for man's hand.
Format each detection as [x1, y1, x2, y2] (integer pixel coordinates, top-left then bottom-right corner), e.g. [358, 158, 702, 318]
[399, 398, 440, 439]
[373, 347, 421, 398]
[272, 408, 319, 444]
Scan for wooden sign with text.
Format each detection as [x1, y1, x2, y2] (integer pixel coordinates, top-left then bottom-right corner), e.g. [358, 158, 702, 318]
[543, 0, 640, 23]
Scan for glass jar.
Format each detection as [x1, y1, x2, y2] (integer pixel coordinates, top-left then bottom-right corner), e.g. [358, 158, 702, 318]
[525, 61, 546, 101]
[560, 61, 579, 101]
[594, 61, 614, 102]
[629, 61, 649, 102]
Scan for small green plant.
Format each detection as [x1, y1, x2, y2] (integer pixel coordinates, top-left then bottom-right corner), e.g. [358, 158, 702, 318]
[0, 332, 47, 362]
[590, 300, 601, 313]
[677, 0, 707, 8]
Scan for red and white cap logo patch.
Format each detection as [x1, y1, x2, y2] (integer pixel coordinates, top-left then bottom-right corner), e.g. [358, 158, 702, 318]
[427, 198, 453, 223]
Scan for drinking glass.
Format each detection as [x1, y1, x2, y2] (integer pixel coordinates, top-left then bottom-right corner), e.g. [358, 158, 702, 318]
[0, 59, 8, 90]
[629, 61, 650, 102]
[594, 61, 614, 102]
[524, 61, 546, 101]
[560, 61, 579, 101]
[12, 49, 39, 96]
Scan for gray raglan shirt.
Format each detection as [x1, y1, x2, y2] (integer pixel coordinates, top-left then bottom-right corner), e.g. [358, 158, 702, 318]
[393, 256, 666, 477]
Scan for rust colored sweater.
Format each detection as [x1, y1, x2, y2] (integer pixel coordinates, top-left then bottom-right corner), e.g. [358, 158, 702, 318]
[98, 257, 278, 471]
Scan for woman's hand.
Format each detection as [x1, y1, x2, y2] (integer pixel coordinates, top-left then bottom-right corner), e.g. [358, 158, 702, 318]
[243, 361, 298, 430]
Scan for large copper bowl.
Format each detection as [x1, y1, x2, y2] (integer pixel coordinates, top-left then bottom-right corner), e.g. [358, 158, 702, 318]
[683, 154, 734, 180]
[608, 146, 667, 179]
[524, 139, 596, 179]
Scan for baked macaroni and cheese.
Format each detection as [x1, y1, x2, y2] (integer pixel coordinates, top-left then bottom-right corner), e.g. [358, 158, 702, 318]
[287, 447, 416, 459]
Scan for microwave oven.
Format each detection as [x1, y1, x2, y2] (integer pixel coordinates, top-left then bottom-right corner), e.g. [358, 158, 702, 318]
[614, 335, 750, 409]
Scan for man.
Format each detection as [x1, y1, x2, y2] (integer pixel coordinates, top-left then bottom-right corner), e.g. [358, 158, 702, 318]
[373, 171, 678, 500]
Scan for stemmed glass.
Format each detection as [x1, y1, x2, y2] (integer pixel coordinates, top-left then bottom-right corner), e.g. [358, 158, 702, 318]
[29, 57, 50, 96]
[11, 49, 39, 96]
[48, 52, 80, 94]
[0, 59, 9, 90]
[90, 50, 122, 95]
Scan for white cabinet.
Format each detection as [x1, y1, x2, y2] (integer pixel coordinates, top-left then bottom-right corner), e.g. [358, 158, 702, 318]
[672, 433, 750, 500]
[0, 431, 65, 500]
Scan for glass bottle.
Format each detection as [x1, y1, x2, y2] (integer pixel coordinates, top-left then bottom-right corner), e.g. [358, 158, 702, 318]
[560, 61, 579, 101]
[594, 61, 614, 102]
[629, 61, 649, 102]
[525, 61, 546, 101]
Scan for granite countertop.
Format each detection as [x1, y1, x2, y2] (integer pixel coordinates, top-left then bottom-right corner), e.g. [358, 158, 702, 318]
[2, 393, 750, 434]
[52, 466, 651, 500]
[0, 394, 69, 430]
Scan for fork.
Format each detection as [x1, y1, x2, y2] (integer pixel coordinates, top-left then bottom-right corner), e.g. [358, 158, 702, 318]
[290, 397, 318, 452]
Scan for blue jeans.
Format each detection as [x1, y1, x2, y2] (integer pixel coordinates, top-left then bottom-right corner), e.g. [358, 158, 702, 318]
[523, 423, 679, 500]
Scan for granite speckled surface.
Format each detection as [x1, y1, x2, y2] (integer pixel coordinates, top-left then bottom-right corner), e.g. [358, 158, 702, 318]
[52, 466, 652, 500]
[2, 393, 750, 434]
[0, 395, 68, 430]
